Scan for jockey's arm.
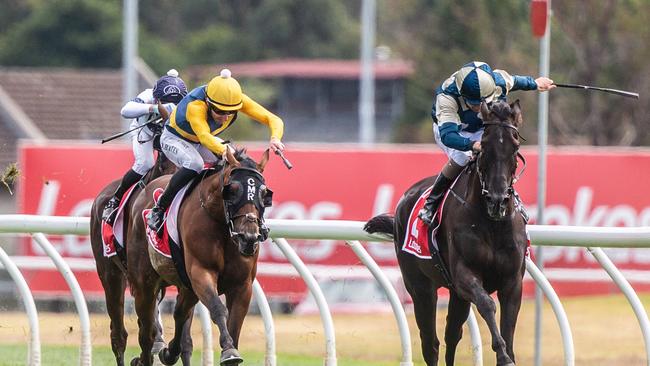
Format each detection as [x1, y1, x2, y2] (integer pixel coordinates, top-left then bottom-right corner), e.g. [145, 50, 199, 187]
[121, 89, 160, 119]
[439, 123, 474, 151]
[240, 94, 285, 141]
[435, 94, 474, 151]
[494, 69, 552, 93]
[186, 101, 227, 155]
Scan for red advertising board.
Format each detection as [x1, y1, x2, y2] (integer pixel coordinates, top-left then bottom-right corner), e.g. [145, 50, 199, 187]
[17, 142, 650, 298]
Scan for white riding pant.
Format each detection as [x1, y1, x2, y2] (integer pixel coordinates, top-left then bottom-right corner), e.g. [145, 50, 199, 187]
[129, 119, 156, 175]
[159, 128, 218, 172]
[433, 125, 484, 166]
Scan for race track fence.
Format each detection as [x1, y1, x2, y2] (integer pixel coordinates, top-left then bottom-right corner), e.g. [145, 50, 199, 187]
[1, 216, 650, 366]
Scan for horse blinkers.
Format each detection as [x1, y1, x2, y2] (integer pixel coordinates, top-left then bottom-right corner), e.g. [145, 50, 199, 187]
[477, 121, 523, 221]
[222, 167, 272, 256]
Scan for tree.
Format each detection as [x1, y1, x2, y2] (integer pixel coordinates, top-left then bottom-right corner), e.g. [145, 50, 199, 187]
[0, 0, 122, 68]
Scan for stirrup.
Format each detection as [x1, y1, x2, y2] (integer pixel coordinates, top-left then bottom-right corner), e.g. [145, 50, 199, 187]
[418, 207, 436, 226]
[102, 197, 120, 224]
[147, 207, 165, 233]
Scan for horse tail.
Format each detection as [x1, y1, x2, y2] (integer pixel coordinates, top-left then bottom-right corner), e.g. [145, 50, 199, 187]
[363, 214, 395, 239]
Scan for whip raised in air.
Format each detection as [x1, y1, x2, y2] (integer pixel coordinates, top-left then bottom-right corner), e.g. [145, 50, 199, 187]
[554, 83, 639, 99]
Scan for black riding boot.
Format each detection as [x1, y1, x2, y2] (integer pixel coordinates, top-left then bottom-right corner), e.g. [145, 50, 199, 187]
[102, 169, 143, 224]
[147, 168, 198, 233]
[418, 174, 454, 226]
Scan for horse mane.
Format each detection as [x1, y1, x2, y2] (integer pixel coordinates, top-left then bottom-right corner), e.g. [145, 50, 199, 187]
[231, 147, 257, 170]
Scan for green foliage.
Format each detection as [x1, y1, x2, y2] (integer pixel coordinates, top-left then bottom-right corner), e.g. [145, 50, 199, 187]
[0, 0, 646, 145]
[0, 0, 121, 67]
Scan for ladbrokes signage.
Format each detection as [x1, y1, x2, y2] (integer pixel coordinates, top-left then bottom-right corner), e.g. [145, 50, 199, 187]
[17, 142, 650, 296]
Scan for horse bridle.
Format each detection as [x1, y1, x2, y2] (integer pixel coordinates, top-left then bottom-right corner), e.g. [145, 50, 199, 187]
[221, 166, 272, 242]
[476, 121, 527, 199]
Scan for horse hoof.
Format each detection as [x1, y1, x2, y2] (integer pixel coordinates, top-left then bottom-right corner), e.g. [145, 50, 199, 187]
[130, 357, 142, 366]
[158, 347, 180, 366]
[220, 348, 243, 365]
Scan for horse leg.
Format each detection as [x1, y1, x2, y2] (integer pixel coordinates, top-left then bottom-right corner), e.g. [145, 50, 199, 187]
[131, 285, 159, 366]
[444, 290, 471, 366]
[453, 264, 514, 366]
[224, 282, 254, 349]
[152, 299, 166, 360]
[402, 272, 440, 366]
[192, 270, 242, 365]
[99, 267, 128, 366]
[159, 290, 198, 366]
[497, 278, 523, 364]
[180, 309, 195, 366]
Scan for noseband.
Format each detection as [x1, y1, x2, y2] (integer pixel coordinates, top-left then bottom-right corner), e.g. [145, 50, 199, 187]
[476, 122, 526, 200]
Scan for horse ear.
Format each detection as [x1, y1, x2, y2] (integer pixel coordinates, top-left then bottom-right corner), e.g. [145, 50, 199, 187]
[511, 99, 523, 127]
[225, 147, 240, 167]
[257, 149, 270, 173]
[480, 101, 490, 120]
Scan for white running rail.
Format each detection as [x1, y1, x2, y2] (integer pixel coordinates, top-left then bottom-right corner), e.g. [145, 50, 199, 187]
[2, 215, 650, 366]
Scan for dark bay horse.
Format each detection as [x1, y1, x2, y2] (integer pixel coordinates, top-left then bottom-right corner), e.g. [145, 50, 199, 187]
[365, 100, 528, 366]
[127, 148, 271, 366]
[90, 147, 176, 366]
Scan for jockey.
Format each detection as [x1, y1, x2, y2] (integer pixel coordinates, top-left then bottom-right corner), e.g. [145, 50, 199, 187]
[418, 61, 555, 226]
[101, 69, 188, 224]
[146, 68, 285, 233]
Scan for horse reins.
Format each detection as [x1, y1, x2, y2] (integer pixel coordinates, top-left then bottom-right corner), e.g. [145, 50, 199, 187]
[476, 121, 526, 199]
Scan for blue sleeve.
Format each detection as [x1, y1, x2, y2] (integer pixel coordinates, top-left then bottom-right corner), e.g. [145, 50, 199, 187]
[438, 122, 474, 151]
[512, 75, 538, 91]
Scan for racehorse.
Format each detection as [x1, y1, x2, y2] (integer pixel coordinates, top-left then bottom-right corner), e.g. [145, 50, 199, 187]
[365, 100, 528, 366]
[127, 147, 271, 366]
[90, 145, 178, 366]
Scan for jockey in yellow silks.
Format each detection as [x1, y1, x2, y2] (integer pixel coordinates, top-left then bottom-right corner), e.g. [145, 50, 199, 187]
[147, 68, 285, 233]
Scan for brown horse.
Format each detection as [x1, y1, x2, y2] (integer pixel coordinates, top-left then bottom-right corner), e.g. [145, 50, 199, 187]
[90, 146, 178, 366]
[365, 100, 528, 366]
[126, 147, 271, 366]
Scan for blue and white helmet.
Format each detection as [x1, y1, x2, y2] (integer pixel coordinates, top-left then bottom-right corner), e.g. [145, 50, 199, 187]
[454, 61, 497, 105]
[152, 69, 188, 104]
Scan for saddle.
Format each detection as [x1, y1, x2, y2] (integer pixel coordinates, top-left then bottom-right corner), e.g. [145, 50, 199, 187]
[402, 186, 453, 287]
[144, 167, 222, 289]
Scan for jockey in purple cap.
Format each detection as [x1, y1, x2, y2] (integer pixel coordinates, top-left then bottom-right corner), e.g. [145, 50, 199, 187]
[101, 69, 188, 225]
[418, 61, 555, 226]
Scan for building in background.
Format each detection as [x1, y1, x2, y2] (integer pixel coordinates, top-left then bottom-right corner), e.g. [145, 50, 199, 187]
[186, 59, 414, 142]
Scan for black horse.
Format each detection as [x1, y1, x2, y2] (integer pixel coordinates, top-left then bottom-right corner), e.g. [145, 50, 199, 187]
[365, 100, 528, 366]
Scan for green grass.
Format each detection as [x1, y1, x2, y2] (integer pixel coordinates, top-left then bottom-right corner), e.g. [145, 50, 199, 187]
[0, 344, 400, 366]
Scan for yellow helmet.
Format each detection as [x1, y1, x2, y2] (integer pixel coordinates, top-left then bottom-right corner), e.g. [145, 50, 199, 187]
[206, 69, 243, 111]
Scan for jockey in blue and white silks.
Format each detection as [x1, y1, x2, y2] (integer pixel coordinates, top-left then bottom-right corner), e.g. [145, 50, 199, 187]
[101, 69, 188, 225]
[418, 61, 555, 225]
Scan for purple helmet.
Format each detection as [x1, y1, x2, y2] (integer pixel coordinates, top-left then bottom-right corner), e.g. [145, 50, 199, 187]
[152, 69, 188, 104]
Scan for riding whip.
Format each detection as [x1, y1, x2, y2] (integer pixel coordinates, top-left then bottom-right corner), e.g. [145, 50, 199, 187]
[101, 117, 162, 144]
[553, 83, 639, 99]
[275, 150, 293, 170]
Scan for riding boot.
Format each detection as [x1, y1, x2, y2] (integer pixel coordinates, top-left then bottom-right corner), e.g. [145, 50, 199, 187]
[102, 169, 143, 224]
[147, 168, 199, 233]
[417, 174, 455, 226]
